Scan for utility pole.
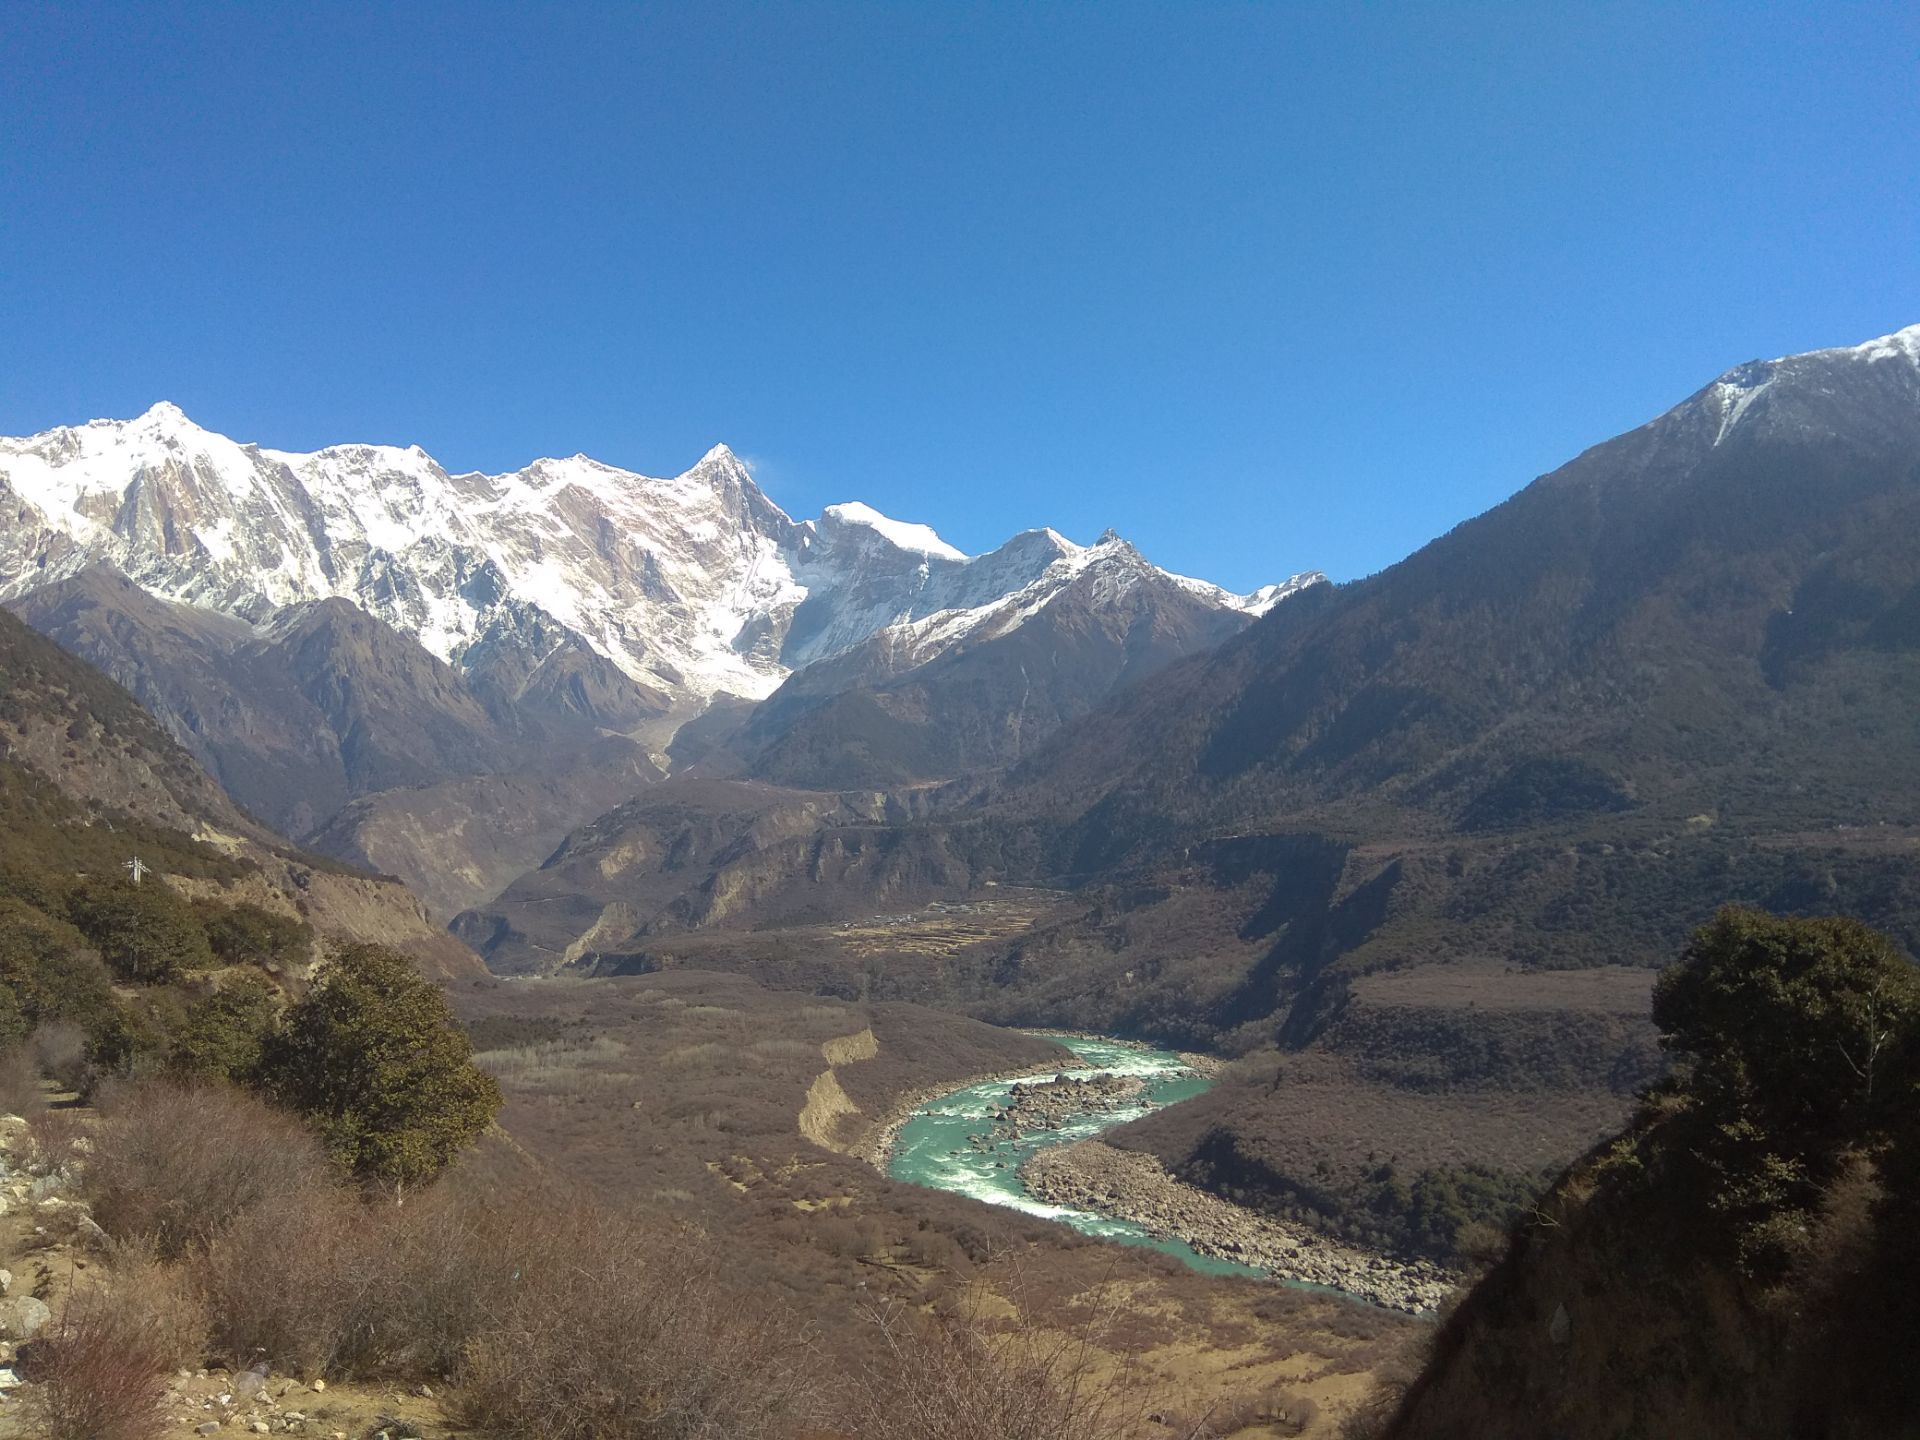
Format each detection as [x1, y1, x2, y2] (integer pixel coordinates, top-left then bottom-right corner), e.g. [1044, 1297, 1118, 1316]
[123, 855, 147, 885]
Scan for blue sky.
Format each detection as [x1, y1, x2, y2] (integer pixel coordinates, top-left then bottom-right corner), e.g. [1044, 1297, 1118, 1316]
[3, 2, 1915, 587]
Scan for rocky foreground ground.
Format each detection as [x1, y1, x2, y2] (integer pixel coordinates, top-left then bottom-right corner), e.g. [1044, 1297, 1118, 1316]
[1023, 1140, 1456, 1315]
[0, 1111, 451, 1438]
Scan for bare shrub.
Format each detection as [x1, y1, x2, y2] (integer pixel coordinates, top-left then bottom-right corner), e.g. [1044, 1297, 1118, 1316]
[448, 1204, 820, 1439]
[331, 1182, 534, 1378]
[200, 1180, 804, 1408]
[202, 1179, 541, 1381]
[97, 1238, 210, 1368]
[661, 1041, 734, 1067]
[850, 1296, 1152, 1440]
[197, 1186, 375, 1377]
[26, 1104, 92, 1179]
[750, 1037, 822, 1061]
[0, 1045, 44, 1117]
[1194, 1386, 1320, 1436]
[24, 1289, 173, 1440]
[85, 1079, 337, 1259]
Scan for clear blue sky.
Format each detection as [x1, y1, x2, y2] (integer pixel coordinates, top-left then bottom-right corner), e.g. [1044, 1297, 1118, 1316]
[3, 2, 1915, 587]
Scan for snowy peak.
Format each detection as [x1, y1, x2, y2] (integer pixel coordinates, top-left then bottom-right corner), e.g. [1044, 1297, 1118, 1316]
[0, 406, 1312, 719]
[818, 501, 969, 561]
[1232, 573, 1329, 615]
[1822, 322, 1920, 368]
[1680, 322, 1920, 450]
[135, 400, 192, 428]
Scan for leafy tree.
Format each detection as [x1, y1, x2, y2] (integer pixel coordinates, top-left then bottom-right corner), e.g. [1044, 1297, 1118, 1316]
[261, 943, 500, 1194]
[65, 879, 214, 983]
[1653, 906, 1920, 1275]
[195, 901, 312, 969]
[1655, 906, 1920, 1140]
[169, 974, 281, 1083]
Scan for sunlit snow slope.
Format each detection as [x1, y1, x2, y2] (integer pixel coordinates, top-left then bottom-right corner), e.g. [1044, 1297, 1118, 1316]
[0, 405, 1314, 711]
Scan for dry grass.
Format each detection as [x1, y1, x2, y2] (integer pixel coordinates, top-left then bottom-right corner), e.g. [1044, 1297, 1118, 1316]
[193, 1168, 824, 1436]
[851, 1289, 1179, 1440]
[197, 1179, 540, 1378]
[93, 1238, 211, 1367]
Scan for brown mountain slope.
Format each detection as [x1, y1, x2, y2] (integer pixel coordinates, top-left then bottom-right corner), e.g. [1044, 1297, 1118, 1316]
[451, 778, 974, 974]
[445, 329, 1920, 1267]
[1375, 910, 1920, 1440]
[0, 603, 484, 979]
[10, 569, 664, 915]
[12, 568, 529, 836]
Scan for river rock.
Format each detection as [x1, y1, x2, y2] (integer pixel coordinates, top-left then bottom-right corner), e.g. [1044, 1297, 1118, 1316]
[992, 1073, 1149, 1140]
[1023, 1140, 1458, 1315]
[0, 1295, 51, 1339]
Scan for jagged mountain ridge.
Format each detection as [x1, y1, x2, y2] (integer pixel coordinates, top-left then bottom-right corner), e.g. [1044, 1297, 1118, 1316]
[734, 536, 1325, 788]
[0, 404, 1310, 714]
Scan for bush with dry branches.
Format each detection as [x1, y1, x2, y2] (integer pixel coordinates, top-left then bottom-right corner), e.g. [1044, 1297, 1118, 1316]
[24, 1289, 176, 1440]
[447, 1202, 820, 1440]
[84, 1079, 337, 1259]
[849, 1289, 1190, 1440]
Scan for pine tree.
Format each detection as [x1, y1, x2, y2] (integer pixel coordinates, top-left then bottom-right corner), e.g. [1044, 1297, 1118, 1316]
[262, 943, 500, 1194]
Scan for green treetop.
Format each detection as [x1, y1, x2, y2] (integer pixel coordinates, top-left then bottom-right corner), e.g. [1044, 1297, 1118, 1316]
[262, 942, 500, 1193]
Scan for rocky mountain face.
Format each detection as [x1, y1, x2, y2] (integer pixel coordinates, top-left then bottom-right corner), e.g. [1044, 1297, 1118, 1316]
[8, 568, 664, 915]
[0, 403, 1296, 711]
[451, 777, 977, 974]
[731, 536, 1324, 788]
[14, 570, 520, 835]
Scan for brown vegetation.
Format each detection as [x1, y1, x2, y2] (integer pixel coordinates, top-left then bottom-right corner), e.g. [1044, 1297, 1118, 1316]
[85, 1080, 337, 1259]
[852, 1295, 1145, 1440]
[11, 959, 1423, 1439]
[449, 1206, 820, 1440]
[24, 1289, 176, 1440]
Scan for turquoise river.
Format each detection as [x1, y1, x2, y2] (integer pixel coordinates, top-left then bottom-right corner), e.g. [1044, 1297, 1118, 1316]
[887, 1034, 1269, 1281]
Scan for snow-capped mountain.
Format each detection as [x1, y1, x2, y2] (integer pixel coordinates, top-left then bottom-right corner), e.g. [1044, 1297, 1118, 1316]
[732, 530, 1327, 789]
[0, 404, 1306, 711]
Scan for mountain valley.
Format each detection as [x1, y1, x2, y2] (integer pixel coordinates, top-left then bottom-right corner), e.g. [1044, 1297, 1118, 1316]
[1, 325, 1917, 1436]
